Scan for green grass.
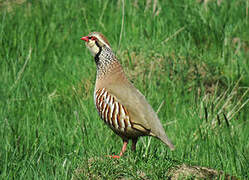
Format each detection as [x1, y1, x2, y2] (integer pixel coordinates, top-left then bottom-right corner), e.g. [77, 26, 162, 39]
[0, 0, 249, 179]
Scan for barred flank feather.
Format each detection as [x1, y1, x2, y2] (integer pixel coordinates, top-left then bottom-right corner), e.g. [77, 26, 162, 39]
[95, 88, 132, 134]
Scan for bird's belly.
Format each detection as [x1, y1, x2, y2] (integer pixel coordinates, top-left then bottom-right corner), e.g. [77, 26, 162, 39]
[109, 124, 144, 139]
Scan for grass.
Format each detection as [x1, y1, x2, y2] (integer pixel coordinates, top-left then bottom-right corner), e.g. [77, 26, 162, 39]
[0, 0, 249, 179]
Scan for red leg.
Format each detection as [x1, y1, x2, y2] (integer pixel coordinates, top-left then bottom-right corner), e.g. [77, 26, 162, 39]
[109, 140, 128, 159]
[119, 140, 128, 157]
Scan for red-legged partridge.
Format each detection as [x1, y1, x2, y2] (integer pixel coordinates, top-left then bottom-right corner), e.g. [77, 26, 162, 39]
[81, 32, 175, 158]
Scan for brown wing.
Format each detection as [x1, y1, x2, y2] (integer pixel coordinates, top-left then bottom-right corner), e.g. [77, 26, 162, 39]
[107, 81, 175, 150]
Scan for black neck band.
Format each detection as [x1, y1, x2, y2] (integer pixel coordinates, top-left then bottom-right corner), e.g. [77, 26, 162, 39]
[94, 41, 102, 64]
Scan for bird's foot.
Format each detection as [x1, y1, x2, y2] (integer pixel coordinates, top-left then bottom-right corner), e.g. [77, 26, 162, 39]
[110, 155, 121, 159]
[106, 155, 121, 159]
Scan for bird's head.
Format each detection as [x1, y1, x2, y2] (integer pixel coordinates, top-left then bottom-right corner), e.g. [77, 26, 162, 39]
[81, 32, 111, 56]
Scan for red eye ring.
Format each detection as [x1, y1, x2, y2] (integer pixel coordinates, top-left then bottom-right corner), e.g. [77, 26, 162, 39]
[90, 36, 97, 40]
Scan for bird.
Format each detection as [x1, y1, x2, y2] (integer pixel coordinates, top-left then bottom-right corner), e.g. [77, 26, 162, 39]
[80, 32, 175, 158]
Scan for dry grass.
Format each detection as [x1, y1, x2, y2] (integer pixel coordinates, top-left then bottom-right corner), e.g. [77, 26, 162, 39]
[191, 79, 249, 141]
[168, 164, 238, 180]
[0, 0, 26, 11]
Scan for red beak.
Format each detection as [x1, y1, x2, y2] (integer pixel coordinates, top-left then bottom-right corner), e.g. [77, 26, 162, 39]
[81, 36, 89, 42]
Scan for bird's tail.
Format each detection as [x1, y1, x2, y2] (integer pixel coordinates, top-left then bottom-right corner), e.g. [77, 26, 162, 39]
[149, 131, 175, 150]
[159, 134, 175, 150]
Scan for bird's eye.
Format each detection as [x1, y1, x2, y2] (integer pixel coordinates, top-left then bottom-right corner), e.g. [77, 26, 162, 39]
[90, 36, 97, 41]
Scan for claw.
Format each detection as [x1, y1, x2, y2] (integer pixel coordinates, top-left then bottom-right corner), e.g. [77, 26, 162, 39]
[106, 155, 121, 159]
[105, 140, 128, 159]
[110, 155, 121, 159]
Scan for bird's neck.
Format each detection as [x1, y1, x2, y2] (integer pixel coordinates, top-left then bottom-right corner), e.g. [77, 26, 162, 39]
[95, 47, 122, 80]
